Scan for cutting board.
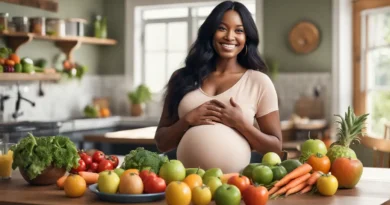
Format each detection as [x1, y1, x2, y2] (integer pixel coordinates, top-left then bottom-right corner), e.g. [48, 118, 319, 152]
[104, 126, 157, 139]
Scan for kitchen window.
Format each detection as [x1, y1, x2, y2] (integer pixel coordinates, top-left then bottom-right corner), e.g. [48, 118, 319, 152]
[360, 6, 390, 137]
[134, 1, 256, 93]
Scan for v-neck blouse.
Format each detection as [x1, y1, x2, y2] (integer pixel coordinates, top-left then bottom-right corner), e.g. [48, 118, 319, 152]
[176, 69, 279, 173]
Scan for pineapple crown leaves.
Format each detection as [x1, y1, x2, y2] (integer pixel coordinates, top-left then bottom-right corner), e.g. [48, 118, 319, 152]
[334, 106, 369, 148]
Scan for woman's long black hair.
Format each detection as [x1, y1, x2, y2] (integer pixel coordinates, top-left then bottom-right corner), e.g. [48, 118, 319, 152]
[164, 1, 267, 119]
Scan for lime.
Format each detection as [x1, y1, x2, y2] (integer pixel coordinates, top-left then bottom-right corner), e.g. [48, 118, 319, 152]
[262, 152, 281, 166]
[242, 163, 261, 180]
[271, 165, 287, 181]
[252, 165, 273, 185]
[280, 159, 302, 173]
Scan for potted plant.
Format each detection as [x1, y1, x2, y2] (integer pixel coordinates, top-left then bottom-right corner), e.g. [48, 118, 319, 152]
[10, 133, 79, 186]
[127, 84, 152, 116]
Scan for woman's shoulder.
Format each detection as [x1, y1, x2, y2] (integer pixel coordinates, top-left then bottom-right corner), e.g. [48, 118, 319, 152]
[246, 69, 274, 86]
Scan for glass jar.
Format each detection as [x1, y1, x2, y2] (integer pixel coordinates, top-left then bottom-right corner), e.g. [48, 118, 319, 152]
[30, 17, 45, 35]
[12, 16, 29, 32]
[46, 18, 65, 37]
[0, 13, 9, 32]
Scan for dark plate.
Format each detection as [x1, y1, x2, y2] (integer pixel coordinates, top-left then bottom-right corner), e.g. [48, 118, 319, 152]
[89, 184, 165, 203]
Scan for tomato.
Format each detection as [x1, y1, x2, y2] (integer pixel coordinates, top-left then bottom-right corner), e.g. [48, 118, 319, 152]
[92, 151, 105, 163]
[316, 174, 338, 196]
[106, 155, 119, 168]
[227, 175, 250, 194]
[242, 185, 269, 205]
[119, 173, 144, 194]
[331, 157, 363, 188]
[64, 174, 86, 198]
[192, 185, 212, 205]
[140, 169, 157, 182]
[144, 176, 166, 193]
[183, 174, 203, 191]
[89, 162, 98, 172]
[80, 154, 93, 167]
[165, 181, 192, 205]
[307, 153, 331, 174]
[97, 160, 113, 173]
[70, 159, 86, 174]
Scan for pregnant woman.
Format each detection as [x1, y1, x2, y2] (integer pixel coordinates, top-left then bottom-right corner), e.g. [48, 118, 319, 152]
[154, 1, 282, 173]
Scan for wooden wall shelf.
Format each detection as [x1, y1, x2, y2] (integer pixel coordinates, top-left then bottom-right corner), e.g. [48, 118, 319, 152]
[0, 32, 117, 61]
[0, 73, 62, 82]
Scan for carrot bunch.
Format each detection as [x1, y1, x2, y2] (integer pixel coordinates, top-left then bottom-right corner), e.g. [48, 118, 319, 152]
[268, 163, 322, 199]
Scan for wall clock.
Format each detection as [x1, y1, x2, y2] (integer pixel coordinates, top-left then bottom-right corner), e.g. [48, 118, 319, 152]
[288, 21, 320, 54]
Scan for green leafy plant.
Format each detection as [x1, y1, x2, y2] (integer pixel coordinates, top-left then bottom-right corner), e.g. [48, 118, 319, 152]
[128, 84, 152, 104]
[10, 133, 79, 180]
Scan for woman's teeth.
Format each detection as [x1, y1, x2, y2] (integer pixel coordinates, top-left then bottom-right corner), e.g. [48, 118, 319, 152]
[221, 44, 235, 50]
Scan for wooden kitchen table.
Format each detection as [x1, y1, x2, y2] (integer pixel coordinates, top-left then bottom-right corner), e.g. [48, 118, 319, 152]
[1, 168, 390, 205]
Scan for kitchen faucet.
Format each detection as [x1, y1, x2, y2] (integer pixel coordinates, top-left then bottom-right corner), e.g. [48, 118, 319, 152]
[0, 94, 10, 122]
[12, 84, 35, 120]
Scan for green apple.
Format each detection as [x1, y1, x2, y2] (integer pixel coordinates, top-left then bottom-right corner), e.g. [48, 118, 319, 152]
[214, 184, 241, 205]
[252, 165, 273, 185]
[262, 152, 281, 166]
[206, 176, 223, 198]
[98, 170, 120, 194]
[202, 168, 223, 184]
[186, 167, 205, 177]
[299, 139, 328, 163]
[158, 160, 186, 184]
[114, 168, 125, 177]
[242, 163, 261, 179]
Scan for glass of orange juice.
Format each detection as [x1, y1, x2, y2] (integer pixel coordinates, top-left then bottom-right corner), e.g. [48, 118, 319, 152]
[0, 142, 15, 180]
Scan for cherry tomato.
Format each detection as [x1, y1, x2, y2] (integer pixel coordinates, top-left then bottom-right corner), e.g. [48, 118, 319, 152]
[140, 169, 157, 182]
[242, 185, 269, 205]
[144, 176, 166, 193]
[227, 175, 251, 194]
[70, 159, 86, 174]
[81, 154, 93, 167]
[92, 151, 105, 163]
[89, 162, 99, 172]
[106, 155, 119, 168]
[97, 159, 113, 173]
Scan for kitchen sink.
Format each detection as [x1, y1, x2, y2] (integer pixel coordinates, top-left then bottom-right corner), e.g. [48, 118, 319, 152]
[0, 121, 62, 143]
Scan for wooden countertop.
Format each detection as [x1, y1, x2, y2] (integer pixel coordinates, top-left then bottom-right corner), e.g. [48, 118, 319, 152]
[1, 167, 389, 205]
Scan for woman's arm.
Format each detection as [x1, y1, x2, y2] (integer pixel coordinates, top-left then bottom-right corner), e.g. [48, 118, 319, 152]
[154, 98, 190, 153]
[236, 110, 283, 156]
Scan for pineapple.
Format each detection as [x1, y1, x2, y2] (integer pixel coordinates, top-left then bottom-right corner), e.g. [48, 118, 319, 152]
[327, 106, 369, 163]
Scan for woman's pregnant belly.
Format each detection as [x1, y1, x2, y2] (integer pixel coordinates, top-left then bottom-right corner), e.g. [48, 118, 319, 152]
[176, 123, 251, 173]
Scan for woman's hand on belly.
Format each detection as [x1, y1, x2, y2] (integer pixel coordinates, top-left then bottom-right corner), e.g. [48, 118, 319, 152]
[184, 100, 224, 126]
[210, 97, 245, 129]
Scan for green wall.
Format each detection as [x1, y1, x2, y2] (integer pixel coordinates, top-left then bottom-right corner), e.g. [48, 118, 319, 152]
[0, 0, 105, 75]
[263, 0, 332, 72]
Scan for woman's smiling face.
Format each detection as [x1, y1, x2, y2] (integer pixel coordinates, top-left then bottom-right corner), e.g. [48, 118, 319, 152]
[213, 9, 246, 59]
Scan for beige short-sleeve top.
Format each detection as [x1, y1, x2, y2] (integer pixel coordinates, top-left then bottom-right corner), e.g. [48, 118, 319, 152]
[176, 69, 279, 173]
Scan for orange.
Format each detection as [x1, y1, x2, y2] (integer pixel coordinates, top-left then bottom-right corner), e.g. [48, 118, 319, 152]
[183, 174, 203, 191]
[64, 174, 87, 198]
[0, 58, 5, 65]
[100, 108, 111, 118]
[119, 173, 144, 194]
[122, 169, 139, 176]
[9, 54, 20, 64]
[165, 181, 192, 205]
[5, 59, 14, 66]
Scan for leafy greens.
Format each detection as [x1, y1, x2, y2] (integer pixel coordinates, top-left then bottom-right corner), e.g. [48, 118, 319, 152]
[10, 133, 79, 180]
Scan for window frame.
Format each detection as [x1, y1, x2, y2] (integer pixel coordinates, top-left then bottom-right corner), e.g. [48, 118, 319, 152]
[135, 1, 256, 94]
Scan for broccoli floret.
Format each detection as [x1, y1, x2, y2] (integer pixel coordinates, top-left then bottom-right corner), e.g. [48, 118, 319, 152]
[121, 147, 169, 174]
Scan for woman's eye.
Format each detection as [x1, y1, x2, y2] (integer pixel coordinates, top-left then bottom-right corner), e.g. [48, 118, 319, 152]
[218, 26, 226, 31]
[236, 29, 244, 33]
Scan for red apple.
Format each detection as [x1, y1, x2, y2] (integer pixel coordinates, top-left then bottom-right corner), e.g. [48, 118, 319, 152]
[330, 157, 363, 189]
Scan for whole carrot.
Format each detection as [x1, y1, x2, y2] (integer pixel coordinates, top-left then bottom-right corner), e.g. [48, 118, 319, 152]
[283, 173, 311, 190]
[307, 171, 322, 185]
[274, 163, 312, 187]
[272, 186, 287, 198]
[300, 185, 313, 194]
[285, 182, 307, 196]
[268, 186, 280, 195]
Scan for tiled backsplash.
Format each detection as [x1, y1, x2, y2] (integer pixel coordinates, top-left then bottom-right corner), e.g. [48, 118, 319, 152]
[0, 72, 331, 123]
